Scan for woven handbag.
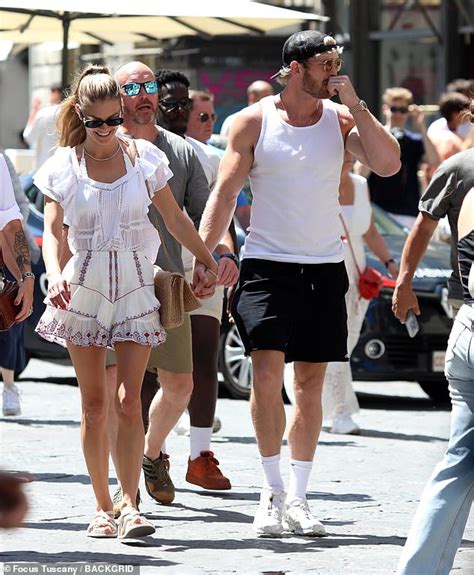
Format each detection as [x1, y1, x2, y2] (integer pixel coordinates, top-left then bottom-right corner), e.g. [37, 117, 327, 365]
[153, 268, 200, 329]
[132, 140, 200, 329]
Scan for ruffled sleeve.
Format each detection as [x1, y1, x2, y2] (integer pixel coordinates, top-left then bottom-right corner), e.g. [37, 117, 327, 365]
[33, 147, 78, 214]
[135, 138, 173, 199]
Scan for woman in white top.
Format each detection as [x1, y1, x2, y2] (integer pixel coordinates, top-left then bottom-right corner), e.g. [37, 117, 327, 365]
[323, 151, 398, 434]
[34, 65, 218, 539]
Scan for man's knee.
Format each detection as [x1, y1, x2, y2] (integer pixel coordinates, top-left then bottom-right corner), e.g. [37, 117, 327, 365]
[158, 370, 194, 402]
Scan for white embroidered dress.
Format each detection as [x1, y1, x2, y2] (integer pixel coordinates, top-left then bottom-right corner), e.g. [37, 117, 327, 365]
[34, 138, 172, 349]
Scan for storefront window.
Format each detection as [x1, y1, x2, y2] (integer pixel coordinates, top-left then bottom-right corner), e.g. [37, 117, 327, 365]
[381, 0, 441, 33]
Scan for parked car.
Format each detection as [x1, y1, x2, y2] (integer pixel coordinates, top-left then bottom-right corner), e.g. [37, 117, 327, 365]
[21, 175, 70, 365]
[219, 205, 453, 403]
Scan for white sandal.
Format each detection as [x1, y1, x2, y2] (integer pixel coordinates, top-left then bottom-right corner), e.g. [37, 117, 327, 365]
[86, 511, 117, 538]
[118, 507, 155, 539]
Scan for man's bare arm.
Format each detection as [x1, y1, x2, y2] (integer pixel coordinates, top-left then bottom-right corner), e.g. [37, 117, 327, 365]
[3, 221, 32, 276]
[326, 76, 400, 177]
[392, 212, 439, 322]
[199, 110, 259, 252]
[2, 220, 34, 321]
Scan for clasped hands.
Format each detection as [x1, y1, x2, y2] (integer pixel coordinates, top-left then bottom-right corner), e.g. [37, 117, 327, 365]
[192, 257, 239, 299]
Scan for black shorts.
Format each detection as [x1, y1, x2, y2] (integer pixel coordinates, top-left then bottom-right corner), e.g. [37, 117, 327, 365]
[231, 258, 349, 363]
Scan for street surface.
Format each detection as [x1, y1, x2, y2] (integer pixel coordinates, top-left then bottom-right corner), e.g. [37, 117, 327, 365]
[1, 359, 473, 574]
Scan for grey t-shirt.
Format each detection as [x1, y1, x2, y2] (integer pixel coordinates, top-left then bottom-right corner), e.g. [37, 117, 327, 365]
[148, 128, 210, 273]
[419, 148, 474, 299]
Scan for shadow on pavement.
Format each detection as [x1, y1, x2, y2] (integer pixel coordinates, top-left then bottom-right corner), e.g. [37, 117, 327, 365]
[19, 376, 78, 386]
[0, 417, 80, 427]
[3, 550, 174, 566]
[357, 392, 450, 412]
[31, 472, 93, 484]
[357, 429, 447, 442]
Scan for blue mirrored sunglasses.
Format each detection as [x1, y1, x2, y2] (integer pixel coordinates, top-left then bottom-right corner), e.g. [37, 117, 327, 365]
[121, 81, 159, 96]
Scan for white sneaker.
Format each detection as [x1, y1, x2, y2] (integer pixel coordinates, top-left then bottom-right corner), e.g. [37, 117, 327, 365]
[285, 498, 327, 536]
[330, 415, 360, 435]
[253, 487, 286, 537]
[3, 384, 21, 416]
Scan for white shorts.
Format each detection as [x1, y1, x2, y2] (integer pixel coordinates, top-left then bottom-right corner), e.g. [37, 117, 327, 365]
[185, 269, 224, 322]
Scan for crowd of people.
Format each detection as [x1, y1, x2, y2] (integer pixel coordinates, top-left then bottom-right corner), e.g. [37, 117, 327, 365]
[0, 28, 472, 573]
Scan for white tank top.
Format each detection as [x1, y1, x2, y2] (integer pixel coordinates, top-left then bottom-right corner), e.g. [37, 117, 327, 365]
[242, 96, 344, 264]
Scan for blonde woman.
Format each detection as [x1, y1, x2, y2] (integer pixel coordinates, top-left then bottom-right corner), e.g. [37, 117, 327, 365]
[34, 65, 218, 539]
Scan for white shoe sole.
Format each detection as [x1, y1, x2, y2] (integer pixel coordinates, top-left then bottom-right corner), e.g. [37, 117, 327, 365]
[285, 519, 327, 537]
[253, 525, 284, 538]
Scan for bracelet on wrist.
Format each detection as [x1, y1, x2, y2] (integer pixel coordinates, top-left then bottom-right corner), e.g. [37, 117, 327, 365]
[21, 271, 35, 281]
[384, 258, 396, 269]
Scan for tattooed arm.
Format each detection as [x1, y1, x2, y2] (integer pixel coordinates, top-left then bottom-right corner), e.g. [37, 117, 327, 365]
[1, 220, 34, 322]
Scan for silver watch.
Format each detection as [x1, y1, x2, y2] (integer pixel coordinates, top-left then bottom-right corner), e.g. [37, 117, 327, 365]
[348, 100, 369, 115]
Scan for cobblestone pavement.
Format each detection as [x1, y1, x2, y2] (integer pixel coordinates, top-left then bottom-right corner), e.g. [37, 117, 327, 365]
[1, 360, 472, 574]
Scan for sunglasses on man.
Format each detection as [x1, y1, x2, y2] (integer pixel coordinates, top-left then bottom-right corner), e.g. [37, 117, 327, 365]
[81, 115, 124, 129]
[390, 106, 409, 114]
[121, 81, 159, 97]
[198, 112, 217, 123]
[314, 58, 343, 73]
[159, 98, 193, 113]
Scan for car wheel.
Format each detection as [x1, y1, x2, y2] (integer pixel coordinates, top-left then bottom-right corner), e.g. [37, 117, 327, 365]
[418, 379, 450, 404]
[219, 324, 252, 399]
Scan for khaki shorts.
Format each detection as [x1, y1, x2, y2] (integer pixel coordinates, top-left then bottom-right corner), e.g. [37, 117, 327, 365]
[185, 269, 224, 322]
[105, 313, 193, 373]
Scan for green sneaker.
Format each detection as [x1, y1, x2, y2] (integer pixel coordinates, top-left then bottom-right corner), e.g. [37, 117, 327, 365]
[143, 453, 175, 505]
[112, 486, 141, 519]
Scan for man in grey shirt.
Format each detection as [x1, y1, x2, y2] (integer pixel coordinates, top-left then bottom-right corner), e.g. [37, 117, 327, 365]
[392, 147, 474, 322]
[107, 61, 211, 511]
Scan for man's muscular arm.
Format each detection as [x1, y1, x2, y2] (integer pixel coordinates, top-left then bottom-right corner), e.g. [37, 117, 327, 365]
[199, 109, 258, 252]
[328, 75, 400, 176]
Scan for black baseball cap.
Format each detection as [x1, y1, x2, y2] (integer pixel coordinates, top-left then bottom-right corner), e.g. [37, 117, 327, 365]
[271, 30, 341, 79]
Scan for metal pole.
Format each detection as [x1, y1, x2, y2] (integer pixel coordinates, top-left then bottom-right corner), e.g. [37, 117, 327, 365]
[62, 12, 70, 91]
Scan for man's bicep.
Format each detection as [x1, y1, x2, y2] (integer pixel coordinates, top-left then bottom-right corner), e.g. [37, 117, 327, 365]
[345, 129, 370, 166]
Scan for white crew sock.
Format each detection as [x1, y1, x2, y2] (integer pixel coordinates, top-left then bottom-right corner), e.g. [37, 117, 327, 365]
[261, 453, 284, 491]
[287, 458, 313, 504]
[190, 426, 213, 460]
[161, 440, 167, 455]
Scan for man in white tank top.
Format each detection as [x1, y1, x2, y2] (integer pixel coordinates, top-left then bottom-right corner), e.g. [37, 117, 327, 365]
[195, 30, 401, 537]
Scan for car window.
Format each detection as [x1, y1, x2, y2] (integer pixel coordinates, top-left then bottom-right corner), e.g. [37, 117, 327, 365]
[372, 204, 407, 237]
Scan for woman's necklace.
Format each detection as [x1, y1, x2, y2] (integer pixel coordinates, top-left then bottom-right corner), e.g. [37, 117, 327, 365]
[280, 95, 321, 126]
[84, 142, 121, 162]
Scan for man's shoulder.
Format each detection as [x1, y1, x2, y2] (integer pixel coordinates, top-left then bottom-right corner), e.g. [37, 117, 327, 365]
[156, 127, 192, 153]
[441, 147, 474, 174]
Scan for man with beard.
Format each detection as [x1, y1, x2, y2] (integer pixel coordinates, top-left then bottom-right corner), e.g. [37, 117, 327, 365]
[106, 61, 214, 512]
[194, 30, 401, 537]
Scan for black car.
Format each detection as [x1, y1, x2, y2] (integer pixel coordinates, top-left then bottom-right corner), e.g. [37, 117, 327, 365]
[219, 206, 453, 403]
[22, 176, 69, 365]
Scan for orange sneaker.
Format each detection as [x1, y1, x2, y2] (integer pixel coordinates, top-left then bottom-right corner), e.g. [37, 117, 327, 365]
[186, 451, 231, 490]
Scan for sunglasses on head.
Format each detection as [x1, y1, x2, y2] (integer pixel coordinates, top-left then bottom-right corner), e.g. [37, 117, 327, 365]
[159, 98, 193, 113]
[121, 81, 159, 97]
[390, 106, 409, 114]
[198, 112, 217, 123]
[81, 115, 124, 129]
